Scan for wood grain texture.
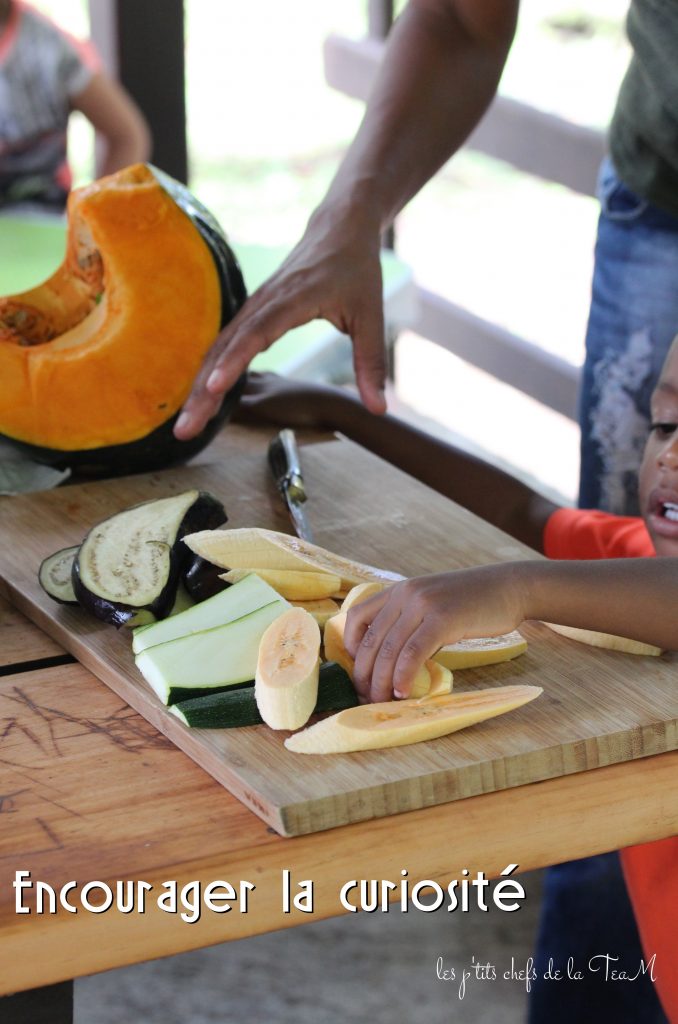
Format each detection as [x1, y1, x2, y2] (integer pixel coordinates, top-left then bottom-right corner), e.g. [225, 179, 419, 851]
[0, 595, 66, 668]
[1, 440, 677, 836]
[2, 661, 678, 995]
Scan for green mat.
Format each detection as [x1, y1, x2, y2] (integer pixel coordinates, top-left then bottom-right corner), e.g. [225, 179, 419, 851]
[0, 216, 410, 376]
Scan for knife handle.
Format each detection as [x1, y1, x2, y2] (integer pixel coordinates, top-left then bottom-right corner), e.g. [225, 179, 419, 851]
[268, 429, 307, 503]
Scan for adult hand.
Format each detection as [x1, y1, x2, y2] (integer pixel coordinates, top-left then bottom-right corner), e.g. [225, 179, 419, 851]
[173, 205, 388, 441]
[344, 565, 529, 703]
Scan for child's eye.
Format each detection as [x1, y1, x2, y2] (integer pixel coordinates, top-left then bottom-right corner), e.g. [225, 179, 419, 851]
[650, 421, 678, 438]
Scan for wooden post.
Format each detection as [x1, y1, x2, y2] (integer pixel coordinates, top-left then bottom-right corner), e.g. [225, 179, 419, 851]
[88, 0, 188, 183]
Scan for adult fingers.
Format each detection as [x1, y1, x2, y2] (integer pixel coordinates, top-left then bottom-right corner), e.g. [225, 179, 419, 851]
[350, 299, 387, 416]
[174, 296, 318, 440]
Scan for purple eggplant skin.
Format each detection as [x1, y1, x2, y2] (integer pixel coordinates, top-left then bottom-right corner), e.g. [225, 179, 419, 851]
[182, 554, 230, 603]
[175, 492, 227, 573]
[72, 491, 227, 628]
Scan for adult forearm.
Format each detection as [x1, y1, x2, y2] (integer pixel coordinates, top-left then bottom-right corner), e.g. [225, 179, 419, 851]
[320, 0, 518, 230]
[517, 558, 678, 651]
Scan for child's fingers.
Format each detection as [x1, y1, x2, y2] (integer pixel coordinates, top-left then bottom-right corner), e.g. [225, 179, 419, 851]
[392, 620, 450, 698]
[344, 592, 391, 656]
[365, 613, 430, 703]
[350, 600, 404, 700]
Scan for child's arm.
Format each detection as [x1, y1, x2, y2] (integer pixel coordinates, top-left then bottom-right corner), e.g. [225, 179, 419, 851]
[344, 559, 678, 702]
[72, 73, 151, 176]
[238, 373, 556, 551]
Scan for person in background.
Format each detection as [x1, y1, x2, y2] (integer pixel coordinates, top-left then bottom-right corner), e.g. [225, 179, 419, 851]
[0, 0, 150, 210]
[176, 3, 678, 1020]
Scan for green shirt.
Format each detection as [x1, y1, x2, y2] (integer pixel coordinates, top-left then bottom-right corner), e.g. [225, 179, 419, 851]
[610, 0, 678, 218]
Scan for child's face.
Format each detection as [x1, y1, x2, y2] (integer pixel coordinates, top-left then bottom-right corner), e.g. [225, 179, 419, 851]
[639, 339, 678, 555]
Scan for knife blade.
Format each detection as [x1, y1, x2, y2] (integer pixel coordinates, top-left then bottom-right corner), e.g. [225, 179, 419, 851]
[267, 429, 314, 542]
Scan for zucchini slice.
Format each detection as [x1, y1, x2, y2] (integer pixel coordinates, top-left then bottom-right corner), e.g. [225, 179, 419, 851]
[72, 489, 226, 627]
[170, 662, 358, 728]
[38, 545, 79, 605]
[134, 599, 289, 704]
[132, 573, 288, 653]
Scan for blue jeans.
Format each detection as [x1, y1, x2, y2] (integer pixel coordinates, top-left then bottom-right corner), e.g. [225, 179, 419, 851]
[528, 854, 667, 1024]
[529, 161, 676, 1023]
[578, 157, 678, 514]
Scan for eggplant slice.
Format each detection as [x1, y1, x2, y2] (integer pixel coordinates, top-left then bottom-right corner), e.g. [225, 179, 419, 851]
[72, 490, 226, 627]
[183, 553, 230, 603]
[39, 545, 79, 604]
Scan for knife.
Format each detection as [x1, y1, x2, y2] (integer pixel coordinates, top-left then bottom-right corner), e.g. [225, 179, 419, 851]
[268, 429, 314, 541]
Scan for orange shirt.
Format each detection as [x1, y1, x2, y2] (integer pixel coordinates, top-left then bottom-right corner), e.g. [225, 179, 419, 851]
[544, 507, 676, 1021]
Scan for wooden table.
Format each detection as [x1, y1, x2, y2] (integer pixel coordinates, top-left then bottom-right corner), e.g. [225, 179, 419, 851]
[2, 425, 678, 1021]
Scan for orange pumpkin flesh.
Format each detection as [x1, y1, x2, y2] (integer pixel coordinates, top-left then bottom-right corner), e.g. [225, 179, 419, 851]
[0, 164, 246, 474]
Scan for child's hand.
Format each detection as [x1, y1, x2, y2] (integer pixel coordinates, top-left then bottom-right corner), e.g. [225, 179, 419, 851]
[343, 565, 528, 703]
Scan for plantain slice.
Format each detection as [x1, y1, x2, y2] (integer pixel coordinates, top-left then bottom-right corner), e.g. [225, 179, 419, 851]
[285, 685, 542, 754]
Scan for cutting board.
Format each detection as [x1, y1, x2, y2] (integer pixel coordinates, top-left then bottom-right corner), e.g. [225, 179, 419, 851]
[1, 438, 677, 836]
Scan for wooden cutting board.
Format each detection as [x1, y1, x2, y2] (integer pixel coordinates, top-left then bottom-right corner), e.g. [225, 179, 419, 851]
[1, 438, 677, 836]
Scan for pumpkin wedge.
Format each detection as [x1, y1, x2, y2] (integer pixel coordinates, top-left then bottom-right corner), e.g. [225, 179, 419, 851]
[0, 163, 246, 475]
[285, 685, 542, 754]
[255, 608, 321, 730]
[543, 622, 662, 656]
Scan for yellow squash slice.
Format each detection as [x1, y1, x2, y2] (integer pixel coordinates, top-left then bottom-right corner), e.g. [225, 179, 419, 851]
[423, 661, 453, 698]
[255, 607, 321, 730]
[341, 581, 387, 612]
[220, 567, 341, 601]
[285, 685, 542, 754]
[543, 621, 662, 656]
[434, 630, 528, 670]
[182, 527, 403, 590]
[290, 598, 340, 628]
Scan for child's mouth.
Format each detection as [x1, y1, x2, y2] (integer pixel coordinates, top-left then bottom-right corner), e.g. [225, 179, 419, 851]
[660, 502, 678, 522]
[647, 489, 678, 543]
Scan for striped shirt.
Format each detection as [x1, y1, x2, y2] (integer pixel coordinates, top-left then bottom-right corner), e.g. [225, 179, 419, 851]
[0, 1, 98, 207]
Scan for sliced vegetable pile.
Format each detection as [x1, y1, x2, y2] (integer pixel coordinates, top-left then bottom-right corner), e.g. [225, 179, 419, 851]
[38, 503, 547, 753]
[39, 489, 227, 626]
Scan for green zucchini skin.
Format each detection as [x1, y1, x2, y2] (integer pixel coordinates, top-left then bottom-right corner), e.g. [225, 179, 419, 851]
[1, 166, 248, 479]
[72, 490, 227, 628]
[166, 680, 254, 706]
[171, 662, 358, 729]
